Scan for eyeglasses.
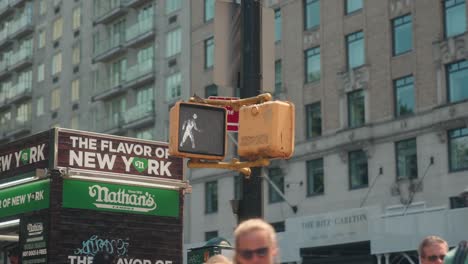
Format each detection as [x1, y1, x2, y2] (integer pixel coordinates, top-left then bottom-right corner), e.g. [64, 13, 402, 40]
[425, 255, 446, 262]
[237, 247, 269, 260]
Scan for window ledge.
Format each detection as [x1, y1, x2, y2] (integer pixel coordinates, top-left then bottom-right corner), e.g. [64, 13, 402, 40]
[392, 49, 412, 58]
[304, 25, 320, 33]
[306, 192, 324, 198]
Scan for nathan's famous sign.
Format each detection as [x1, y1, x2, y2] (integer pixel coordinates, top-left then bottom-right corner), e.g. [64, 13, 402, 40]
[0, 128, 183, 181]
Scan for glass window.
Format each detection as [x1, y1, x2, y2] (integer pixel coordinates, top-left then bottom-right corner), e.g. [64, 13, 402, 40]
[137, 86, 153, 104]
[396, 138, 418, 179]
[37, 64, 44, 82]
[53, 17, 63, 41]
[166, 28, 181, 58]
[205, 0, 215, 22]
[268, 168, 284, 203]
[444, 0, 466, 38]
[346, 31, 364, 69]
[394, 75, 415, 117]
[448, 127, 468, 171]
[345, 0, 362, 14]
[72, 45, 80, 65]
[110, 58, 127, 87]
[36, 97, 44, 116]
[234, 175, 242, 200]
[52, 52, 62, 75]
[349, 150, 368, 189]
[39, 0, 47, 15]
[307, 158, 324, 195]
[205, 37, 214, 69]
[305, 47, 320, 83]
[0, 110, 11, 126]
[72, 7, 81, 31]
[205, 231, 218, 241]
[205, 181, 218, 213]
[393, 14, 412, 55]
[205, 84, 218, 97]
[275, 60, 282, 94]
[51, 88, 61, 111]
[105, 96, 126, 127]
[166, 0, 181, 14]
[306, 102, 321, 139]
[447, 60, 468, 102]
[166, 72, 182, 101]
[348, 89, 365, 127]
[304, 0, 320, 30]
[16, 101, 31, 123]
[38, 30, 45, 49]
[275, 9, 281, 42]
[136, 127, 155, 140]
[71, 79, 80, 102]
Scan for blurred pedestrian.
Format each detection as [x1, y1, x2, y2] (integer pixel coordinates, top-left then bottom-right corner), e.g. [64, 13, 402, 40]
[206, 254, 232, 264]
[7, 247, 19, 264]
[444, 240, 467, 264]
[419, 235, 449, 264]
[234, 218, 278, 264]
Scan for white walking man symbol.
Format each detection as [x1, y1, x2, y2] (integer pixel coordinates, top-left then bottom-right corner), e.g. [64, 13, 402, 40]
[180, 113, 201, 149]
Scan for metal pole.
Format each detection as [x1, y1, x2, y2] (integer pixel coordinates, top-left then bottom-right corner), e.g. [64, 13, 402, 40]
[238, 0, 263, 222]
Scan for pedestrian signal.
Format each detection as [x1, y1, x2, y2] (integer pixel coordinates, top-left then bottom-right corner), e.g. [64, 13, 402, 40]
[169, 102, 227, 160]
[238, 101, 295, 160]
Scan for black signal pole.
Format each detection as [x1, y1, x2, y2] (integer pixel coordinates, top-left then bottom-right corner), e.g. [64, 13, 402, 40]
[238, 0, 263, 222]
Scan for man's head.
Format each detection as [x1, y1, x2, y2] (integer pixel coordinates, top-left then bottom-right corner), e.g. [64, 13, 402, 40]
[419, 236, 449, 264]
[193, 113, 197, 119]
[234, 219, 278, 264]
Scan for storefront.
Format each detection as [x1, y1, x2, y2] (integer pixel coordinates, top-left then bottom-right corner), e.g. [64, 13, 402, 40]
[0, 128, 188, 264]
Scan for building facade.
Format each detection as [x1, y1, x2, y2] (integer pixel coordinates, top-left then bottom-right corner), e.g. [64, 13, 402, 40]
[186, 0, 468, 263]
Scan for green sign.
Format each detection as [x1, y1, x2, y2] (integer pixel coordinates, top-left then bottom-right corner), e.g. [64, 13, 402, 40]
[0, 180, 50, 218]
[62, 180, 179, 217]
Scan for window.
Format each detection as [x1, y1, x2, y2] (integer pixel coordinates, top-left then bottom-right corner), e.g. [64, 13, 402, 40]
[275, 9, 281, 42]
[392, 14, 412, 55]
[270, 221, 285, 232]
[234, 175, 242, 200]
[110, 58, 127, 87]
[306, 102, 321, 139]
[275, 60, 282, 94]
[205, 84, 218, 97]
[305, 47, 320, 83]
[205, 231, 218, 241]
[51, 88, 61, 111]
[449, 127, 468, 171]
[348, 89, 365, 127]
[396, 138, 418, 179]
[166, 28, 181, 57]
[110, 19, 126, 46]
[37, 64, 44, 82]
[346, 31, 364, 69]
[72, 7, 81, 31]
[307, 158, 324, 195]
[137, 86, 153, 105]
[205, 181, 218, 213]
[205, 37, 214, 69]
[52, 52, 62, 75]
[166, 0, 181, 14]
[71, 79, 80, 102]
[0, 110, 11, 126]
[38, 30, 45, 48]
[345, 0, 363, 14]
[40, 0, 47, 15]
[166, 72, 181, 101]
[36, 97, 44, 116]
[394, 75, 415, 117]
[268, 168, 284, 203]
[205, 0, 215, 22]
[72, 45, 80, 65]
[16, 102, 31, 123]
[304, 0, 320, 30]
[138, 45, 154, 62]
[136, 127, 155, 140]
[106, 96, 126, 126]
[447, 60, 468, 102]
[349, 150, 368, 189]
[444, 0, 466, 38]
[53, 17, 63, 41]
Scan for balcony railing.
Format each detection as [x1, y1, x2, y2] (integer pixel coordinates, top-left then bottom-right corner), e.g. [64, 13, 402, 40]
[0, 27, 8, 43]
[4, 118, 32, 136]
[94, 0, 129, 23]
[125, 16, 154, 43]
[11, 81, 31, 97]
[8, 14, 32, 38]
[126, 59, 153, 83]
[123, 100, 154, 124]
[8, 46, 32, 67]
[96, 113, 124, 133]
[94, 34, 126, 60]
[0, 60, 7, 73]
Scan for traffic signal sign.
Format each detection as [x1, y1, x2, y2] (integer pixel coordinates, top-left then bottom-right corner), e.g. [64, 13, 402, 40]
[169, 102, 227, 160]
[238, 101, 295, 160]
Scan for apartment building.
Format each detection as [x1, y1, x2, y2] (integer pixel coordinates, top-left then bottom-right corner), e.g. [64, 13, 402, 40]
[186, 1, 468, 263]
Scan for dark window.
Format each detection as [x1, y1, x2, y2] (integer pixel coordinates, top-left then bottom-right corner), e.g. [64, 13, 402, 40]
[447, 60, 468, 102]
[345, 0, 363, 14]
[346, 31, 364, 69]
[205, 84, 218, 97]
[268, 168, 284, 203]
[349, 150, 368, 189]
[444, 0, 466, 38]
[306, 102, 321, 139]
[307, 158, 324, 195]
[270, 221, 285, 232]
[305, 47, 320, 83]
[348, 89, 365, 128]
[205, 231, 218, 241]
[396, 138, 418, 179]
[392, 14, 412, 55]
[275, 60, 282, 94]
[204, 0, 215, 22]
[448, 127, 468, 171]
[304, 0, 320, 30]
[275, 9, 281, 42]
[205, 181, 218, 213]
[394, 75, 415, 117]
[204, 37, 214, 69]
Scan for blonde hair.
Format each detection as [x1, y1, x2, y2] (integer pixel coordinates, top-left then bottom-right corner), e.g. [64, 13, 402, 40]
[206, 254, 232, 264]
[419, 236, 448, 257]
[234, 218, 277, 248]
